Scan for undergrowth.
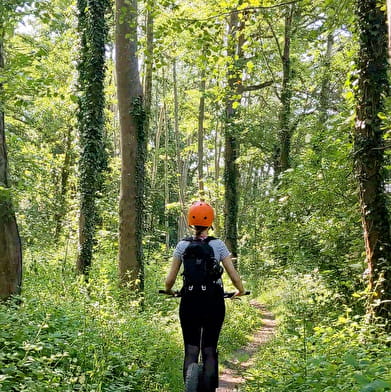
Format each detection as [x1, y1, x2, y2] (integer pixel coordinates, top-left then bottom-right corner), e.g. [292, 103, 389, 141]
[245, 272, 391, 392]
[0, 246, 259, 392]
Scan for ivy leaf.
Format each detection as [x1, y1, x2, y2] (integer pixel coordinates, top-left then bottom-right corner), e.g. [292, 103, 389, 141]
[360, 380, 391, 392]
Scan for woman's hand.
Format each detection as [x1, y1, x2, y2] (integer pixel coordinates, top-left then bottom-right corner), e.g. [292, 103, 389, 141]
[232, 290, 246, 298]
[165, 288, 176, 296]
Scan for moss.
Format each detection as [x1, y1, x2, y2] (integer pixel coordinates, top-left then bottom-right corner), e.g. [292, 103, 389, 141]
[0, 186, 15, 222]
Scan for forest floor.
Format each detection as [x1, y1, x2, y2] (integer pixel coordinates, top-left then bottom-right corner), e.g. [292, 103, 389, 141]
[217, 301, 277, 392]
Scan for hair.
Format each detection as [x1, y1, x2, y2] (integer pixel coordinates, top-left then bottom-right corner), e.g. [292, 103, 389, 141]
[194, 226, 209, 237]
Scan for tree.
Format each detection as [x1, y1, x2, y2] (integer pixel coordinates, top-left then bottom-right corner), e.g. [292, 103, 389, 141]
[0, 22, 22, 300]
[224, 9, 242, 263]
[116, 0, 146, 288]
[354, 0, 391, 326]
[272, 3, 295, 180]
[76, 0, 109, 274]
[387, 0, 391, 59]
[224, 7, 272, 261]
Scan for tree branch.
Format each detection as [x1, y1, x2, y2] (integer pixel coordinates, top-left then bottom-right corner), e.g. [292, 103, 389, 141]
[175, 0, 302, 23]
[239, 80, 274, 92]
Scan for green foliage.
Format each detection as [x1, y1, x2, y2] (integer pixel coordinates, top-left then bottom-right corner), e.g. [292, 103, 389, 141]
[0, 248, 262, 392]
[0, 253, 182, 392]
[239, 115, 364, 299]
[245, 274, 391, 392]
[3, 0, 391, 391]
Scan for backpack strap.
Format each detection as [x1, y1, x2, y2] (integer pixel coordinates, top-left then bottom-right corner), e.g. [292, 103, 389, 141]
[181, 236, 217, 242]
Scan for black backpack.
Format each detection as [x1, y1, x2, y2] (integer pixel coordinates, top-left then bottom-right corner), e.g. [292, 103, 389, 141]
[182, 236, 223, 287]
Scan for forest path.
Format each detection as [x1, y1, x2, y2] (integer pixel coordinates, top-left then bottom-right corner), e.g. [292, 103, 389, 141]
[217, 301, 277, 392]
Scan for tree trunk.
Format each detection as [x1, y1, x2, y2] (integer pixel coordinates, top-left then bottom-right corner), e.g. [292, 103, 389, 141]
[173, 60, 187, 239]
[198, 72, 206, 199]
[116, 0, 146, 289]
[318, 34, 333, 126]
[387, 0, 391, 60]
[354, 0, 391, 327]
[274, 4, 294, 180]
[143, 0, 154, 135]
[164, 101, 170, 249]
[151, 105, 164, 189]
[0, 35, 22, 300]
[312, 33, 334, 165]
[54, 127, 73, 239]
[76, 0, 109, 274]
[224, 10, 241, 261]
[213, 125, 222, 236]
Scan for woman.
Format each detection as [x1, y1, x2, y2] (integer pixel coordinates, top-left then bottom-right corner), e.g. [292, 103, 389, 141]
[165, 200, 246, 392]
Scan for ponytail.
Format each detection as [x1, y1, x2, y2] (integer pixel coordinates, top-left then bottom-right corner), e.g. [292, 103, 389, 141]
[194, 226, 208, 238]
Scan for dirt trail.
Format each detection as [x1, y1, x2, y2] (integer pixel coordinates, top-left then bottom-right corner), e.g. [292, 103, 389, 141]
[216, 301, 277, 392]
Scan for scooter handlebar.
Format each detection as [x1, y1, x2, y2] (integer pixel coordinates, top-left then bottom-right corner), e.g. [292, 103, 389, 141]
[159, 290, 250, 298]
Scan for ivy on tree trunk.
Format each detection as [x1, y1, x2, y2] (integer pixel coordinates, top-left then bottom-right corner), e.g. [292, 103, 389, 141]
[274, 4, 294, 181]
[354, 0, 391, 328]
[76, 0, 109, 275]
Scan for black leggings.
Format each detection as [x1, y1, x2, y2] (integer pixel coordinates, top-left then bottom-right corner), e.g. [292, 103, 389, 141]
[179, 287, 225, 392]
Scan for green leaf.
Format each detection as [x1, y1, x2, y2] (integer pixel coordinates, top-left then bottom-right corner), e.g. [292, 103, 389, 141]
[360, 380, 391, 392]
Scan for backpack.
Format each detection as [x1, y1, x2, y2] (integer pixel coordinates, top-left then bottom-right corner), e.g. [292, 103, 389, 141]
[182, 236, 224, 288]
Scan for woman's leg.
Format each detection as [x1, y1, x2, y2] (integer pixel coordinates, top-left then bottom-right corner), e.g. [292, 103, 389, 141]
[180, 296, 202, 382]
[200, 294, 225, 392]
[183, 344, 201, 382]
[200, 346, 219, 392]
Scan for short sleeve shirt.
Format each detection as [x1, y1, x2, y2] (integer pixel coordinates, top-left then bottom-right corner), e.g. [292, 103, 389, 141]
[173, 237, 231, 262]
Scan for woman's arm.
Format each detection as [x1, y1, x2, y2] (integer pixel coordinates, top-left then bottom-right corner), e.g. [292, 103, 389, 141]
[165, 256, 182, 293]
[222, 255, 245, 295]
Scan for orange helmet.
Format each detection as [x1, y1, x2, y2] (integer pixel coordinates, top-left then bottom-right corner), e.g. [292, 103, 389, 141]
[187, 201, 214, 226]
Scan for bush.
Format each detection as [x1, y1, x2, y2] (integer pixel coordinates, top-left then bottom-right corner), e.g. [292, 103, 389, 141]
[244, 274, 391, 392]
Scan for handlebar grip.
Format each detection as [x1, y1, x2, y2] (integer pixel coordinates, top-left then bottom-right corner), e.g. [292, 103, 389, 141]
[159, 289, 181, 297]
[223, 291, 251, 298]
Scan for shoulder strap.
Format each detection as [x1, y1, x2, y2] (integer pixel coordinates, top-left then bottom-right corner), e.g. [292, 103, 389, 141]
[181, 236, 218, 243]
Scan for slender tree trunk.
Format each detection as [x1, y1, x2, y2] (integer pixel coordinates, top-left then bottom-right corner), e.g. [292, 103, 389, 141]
[312, 33, 334, 165]
[274, 4, 294, 180]
[354, 0, 391, 327]
[164, 102, 170, 249]
[318, 34, 333, 126]
[0, 35, 22, 300]
[173, 60, 187, 238]
[76, 0, 109, 274]
[55, 127, 73, 239]
[198, 72, 206, 199]
[224, 9, 254, 261]
[116, 0, 146, 288]
[214, 125, 222, 236]
[143, 0, 154, 135]
[387, 0, 391, 60]
[151, 105, 164, 189]
[224, 10, 241, 261]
